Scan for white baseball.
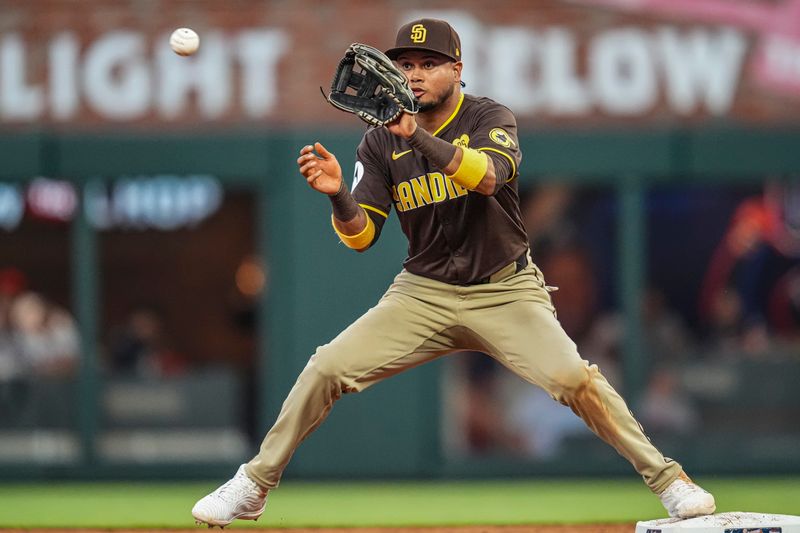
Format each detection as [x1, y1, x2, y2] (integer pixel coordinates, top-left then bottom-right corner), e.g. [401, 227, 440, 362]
[170, 28, 199, 56]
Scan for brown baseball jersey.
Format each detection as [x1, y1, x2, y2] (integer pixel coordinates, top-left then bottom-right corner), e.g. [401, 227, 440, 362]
[351, 93, 529, 285]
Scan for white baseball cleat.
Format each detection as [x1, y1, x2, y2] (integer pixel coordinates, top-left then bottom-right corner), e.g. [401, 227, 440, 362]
[659, 472, 716, 519]
[192, 464, 268, 527]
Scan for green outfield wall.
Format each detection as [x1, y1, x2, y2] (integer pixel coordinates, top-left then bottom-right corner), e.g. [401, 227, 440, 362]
[1, 127, 799, 480]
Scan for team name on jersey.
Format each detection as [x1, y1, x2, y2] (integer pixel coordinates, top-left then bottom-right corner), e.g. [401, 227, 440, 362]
[392, 172, 468, 213]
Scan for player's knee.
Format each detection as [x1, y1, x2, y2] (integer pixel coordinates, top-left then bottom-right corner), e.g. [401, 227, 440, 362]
[305, 351, 342, 382]
[548, 360, 593, 403]
[303, 346, 355, 391]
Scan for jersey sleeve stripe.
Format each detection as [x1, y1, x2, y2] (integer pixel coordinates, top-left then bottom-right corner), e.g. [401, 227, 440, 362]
[432, 93, 465, 138]
[478, 147, 517, 182]
[359, 203, 389, 219]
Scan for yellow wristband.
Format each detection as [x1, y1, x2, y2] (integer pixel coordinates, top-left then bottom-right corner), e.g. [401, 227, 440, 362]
[331, 214, 376, 250]
[448, 147, 488, 190]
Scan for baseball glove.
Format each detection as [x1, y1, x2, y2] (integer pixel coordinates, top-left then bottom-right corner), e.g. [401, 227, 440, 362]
[323, 43, 418, 127]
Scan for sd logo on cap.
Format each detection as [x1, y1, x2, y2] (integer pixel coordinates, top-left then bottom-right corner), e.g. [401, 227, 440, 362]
[386, 18, 461, 62]
[410, 23, 427, 43]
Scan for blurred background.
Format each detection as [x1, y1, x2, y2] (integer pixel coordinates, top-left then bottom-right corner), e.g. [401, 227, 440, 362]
[1, 0, 799, 483]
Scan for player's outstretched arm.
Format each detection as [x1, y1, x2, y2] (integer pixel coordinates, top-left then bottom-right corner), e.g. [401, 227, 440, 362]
[297, 142, 371, 250]
[386, 113, 499, 196]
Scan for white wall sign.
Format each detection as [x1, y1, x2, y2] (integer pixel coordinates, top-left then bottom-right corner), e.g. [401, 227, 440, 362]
[410, 10, 747, 117]
[0, 29, 289, 123]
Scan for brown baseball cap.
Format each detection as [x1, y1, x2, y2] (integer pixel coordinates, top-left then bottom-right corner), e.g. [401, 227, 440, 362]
[385, 18, 461, 62]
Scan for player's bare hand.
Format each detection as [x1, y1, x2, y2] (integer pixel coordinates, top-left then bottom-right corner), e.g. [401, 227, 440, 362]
[297, 142, 342, 195]
[385, 111, 417, 139]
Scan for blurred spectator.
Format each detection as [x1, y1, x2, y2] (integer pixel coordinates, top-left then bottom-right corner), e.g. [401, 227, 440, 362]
[228, 253, 266, 337]
[639, 366, 700, 435]
[769, 266, 800, 346]
[229, 253, 266, 442]
[7, 291, 79, 377]
[540, 245, 598, 340]
[508, 384, 590, 459]
[446, 351, 522, 456]
[521, 184, 599, 340]
[108, 305, 187, 377]
[699, 179, 800, 357]
[705, 287, 771, 357]
[521, 184, 578, 258]
[0, 268, 28, 381]
[0, 267, 27, 296]
[642, 287, 695, 362]
[578, 312, 623, 389]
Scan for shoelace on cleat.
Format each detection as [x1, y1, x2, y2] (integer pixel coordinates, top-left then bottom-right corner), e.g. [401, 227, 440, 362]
[213, 472, 259, 503]
[668, 480, 706, 499]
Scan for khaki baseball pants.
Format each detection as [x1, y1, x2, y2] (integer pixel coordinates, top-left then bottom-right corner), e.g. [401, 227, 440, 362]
[246, 261, 682, 494]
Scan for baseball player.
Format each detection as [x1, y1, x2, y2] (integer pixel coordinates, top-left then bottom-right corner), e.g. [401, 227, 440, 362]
[192, 18, 716, 528]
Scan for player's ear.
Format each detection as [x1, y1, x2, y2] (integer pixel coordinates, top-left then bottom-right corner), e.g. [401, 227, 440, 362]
[453, 61, 463, 85]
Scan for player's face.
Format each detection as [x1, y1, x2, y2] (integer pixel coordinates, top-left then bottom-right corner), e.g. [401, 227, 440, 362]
[396, 52, 462, 112]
